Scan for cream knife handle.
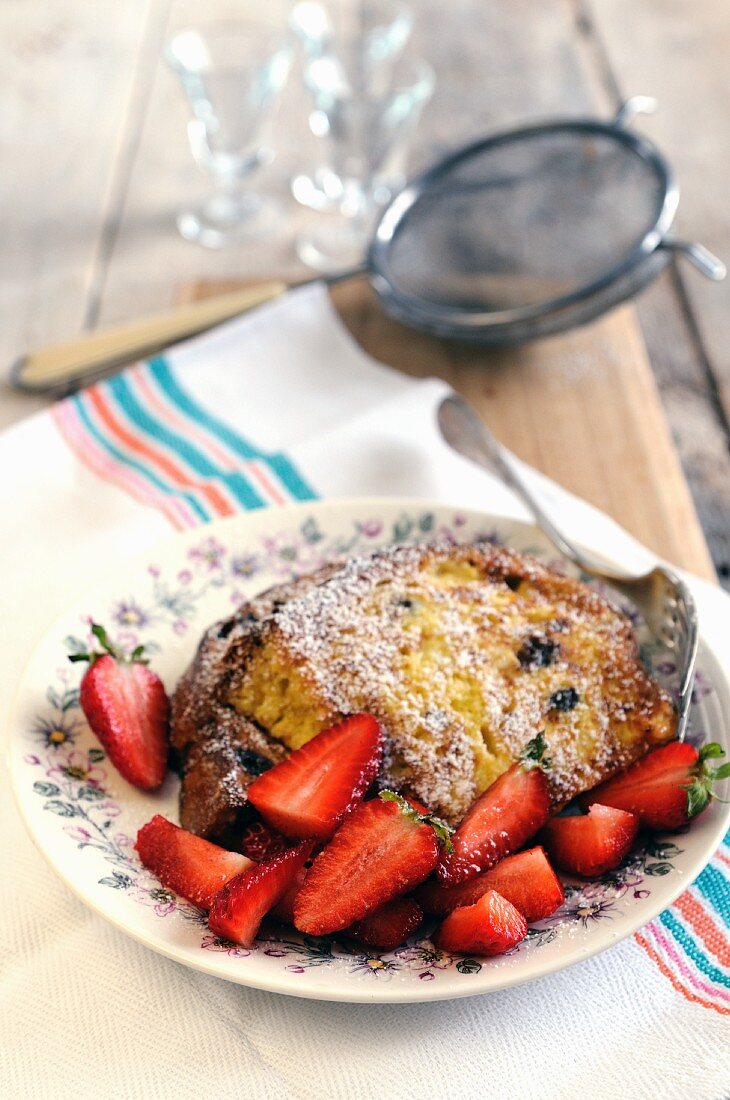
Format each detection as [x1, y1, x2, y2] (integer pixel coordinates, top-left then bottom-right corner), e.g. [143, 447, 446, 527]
[11, 280, 288, 393]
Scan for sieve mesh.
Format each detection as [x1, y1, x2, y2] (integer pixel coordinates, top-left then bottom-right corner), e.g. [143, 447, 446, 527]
[370, 119, 672, 341]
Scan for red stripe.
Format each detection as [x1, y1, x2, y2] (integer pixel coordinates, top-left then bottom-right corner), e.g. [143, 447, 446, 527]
[674, 891, 730, 967]
[634, 929, 730, 1015]
[86, 387, 235, 519]
[53, 402, 193, 531]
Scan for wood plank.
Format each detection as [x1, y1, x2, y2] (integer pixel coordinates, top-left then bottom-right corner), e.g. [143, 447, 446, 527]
[629, 270, 730, 583]
[582, 0, 730, 423]
[569, 0, 730, 581]
[0, 0, 154, 430]
[184, 274, 716, 581]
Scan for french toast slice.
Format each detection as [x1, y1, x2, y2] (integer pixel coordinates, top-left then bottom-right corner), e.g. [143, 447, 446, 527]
[172, 540, 676, 835]
[227, 541, 676, 824]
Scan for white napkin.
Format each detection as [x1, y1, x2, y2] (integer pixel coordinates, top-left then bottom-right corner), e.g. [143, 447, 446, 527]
[1, 285, 728, 1100]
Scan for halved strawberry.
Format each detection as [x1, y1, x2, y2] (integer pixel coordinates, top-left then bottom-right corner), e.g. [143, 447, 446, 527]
[209, 841, 313, 947]
[348, 898, 423, 950]
[541, 804, 638, 877]
[293, 793, 449, 935]
[247, 714, 383, 841]
[135, 815, 253, 909]
[437, 734, 551, 885]
[72, 624, 169, 790]
[270, 863, 309, 924]
[418, 846, 564, 922]
[238, 819, 288, 862]
[581, 741, 730, 831]
[433, 889, 528, 956]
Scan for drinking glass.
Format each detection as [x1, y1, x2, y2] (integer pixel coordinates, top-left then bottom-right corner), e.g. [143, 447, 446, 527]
[296, 52, 435, 272]
[164, 23, 292, 247]
[290, 0, 414, 211]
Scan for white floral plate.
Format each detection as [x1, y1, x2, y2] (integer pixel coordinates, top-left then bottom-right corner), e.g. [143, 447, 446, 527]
[8, 499, 730, 1003]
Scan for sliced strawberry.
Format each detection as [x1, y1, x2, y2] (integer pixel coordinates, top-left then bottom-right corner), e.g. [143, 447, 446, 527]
[418, 846, 564, 922]
[72, 624, 169, 790]
[541, 804, 638, 877]
[437, 735, 551, 885]
[209, 841, 313, 947]
[247, 714, 383, 841]
[135, 815, 253, 909]
[348, 898, 423, 950]
[581, 741, 730, 831]
[238, 819, 288, 862]
[270, 863, 309, 924]
[293, 794, 447, 935]
[434, 889, 528, 956]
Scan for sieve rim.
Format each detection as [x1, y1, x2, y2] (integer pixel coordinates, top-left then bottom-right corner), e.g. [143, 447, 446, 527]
[368, 115, 678, 332]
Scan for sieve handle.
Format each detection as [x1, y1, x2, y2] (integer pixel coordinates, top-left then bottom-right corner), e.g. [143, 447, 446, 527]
[661, 240, 727, 281]
[612, 96, 658, 129]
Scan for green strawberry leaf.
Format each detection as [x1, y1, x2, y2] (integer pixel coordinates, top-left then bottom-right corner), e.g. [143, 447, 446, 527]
[698, 742, 725, 762]
[130, 644, 149, 666]
[67, 623, 148, 666]
[685, 780, 711, 820]
[379, 790, 454, 852]
[684, 742, 730, 819]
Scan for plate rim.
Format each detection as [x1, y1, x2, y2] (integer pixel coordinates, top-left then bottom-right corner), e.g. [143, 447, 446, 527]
[8, 496, 730, 1004]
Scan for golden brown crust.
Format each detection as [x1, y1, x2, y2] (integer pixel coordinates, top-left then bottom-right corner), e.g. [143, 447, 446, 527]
[170, 566, 340, 838]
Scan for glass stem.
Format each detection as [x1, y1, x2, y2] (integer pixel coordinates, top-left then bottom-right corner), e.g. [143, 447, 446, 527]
[342, 181, 374, 243]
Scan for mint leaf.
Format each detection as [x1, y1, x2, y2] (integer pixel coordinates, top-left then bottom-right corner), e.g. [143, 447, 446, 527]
[520, 731, 551, 771]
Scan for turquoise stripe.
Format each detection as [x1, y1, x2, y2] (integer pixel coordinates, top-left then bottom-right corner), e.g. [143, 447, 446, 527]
[267, 452, 318, 503]
[659, 908, 730, 988]
[71, 396, 210, 523]
[147, 355, 317, 502]
[108, 374, 265, 511]
[694, 863, 730, 928]
[147, 356, 257, 457]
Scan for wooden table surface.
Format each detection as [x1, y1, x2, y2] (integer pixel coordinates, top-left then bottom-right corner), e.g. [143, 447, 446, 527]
[4, 1, 730, 582]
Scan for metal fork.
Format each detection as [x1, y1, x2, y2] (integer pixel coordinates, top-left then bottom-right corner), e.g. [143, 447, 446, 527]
[438, 394, 698, 740]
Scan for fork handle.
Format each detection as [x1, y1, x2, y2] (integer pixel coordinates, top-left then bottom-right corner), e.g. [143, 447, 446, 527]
[438, 394, 634, 578]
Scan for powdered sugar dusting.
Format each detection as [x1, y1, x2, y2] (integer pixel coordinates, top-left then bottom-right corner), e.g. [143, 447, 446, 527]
[235, 540, 675, 822]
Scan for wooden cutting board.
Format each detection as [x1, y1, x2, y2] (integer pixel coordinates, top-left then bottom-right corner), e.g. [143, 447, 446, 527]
[182, 275, 715, 582]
